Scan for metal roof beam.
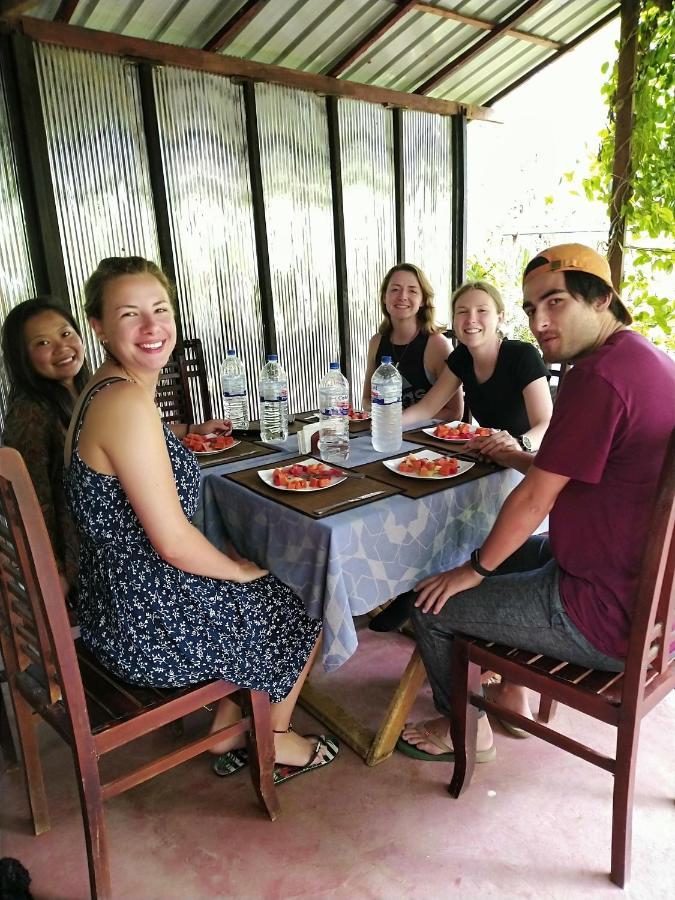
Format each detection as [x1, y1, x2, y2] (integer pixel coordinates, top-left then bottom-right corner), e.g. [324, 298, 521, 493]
[325, 0, 417, 78]
[13, 15, 498, 121]
[485, 8, 620, 106]
[54, 1, 79, 23]
[414, 2, 561, 50]
[414, 0, 550, 95]
[203, 0, 269, 53]
[0, 1, 38, 16]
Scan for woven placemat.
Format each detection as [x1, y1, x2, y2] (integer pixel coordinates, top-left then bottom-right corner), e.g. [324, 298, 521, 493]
[353, 455, 500, 499]
[224, 455, 401, 518]
[197, 439, 281, 470]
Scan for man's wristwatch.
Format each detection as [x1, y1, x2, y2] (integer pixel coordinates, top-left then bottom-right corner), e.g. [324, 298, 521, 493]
[516, 434, 533, 452]
[469, 548, 497, 578]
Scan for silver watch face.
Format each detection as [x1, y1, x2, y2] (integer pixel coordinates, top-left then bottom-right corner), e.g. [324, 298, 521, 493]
[521, 434, 533, 452]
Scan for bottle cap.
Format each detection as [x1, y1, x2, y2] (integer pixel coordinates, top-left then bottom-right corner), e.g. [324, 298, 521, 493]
[227, 349, 235, 356]
[381, 355, 392, 364]
[267, 354, 278, 362]
[329, 362, 340, 369]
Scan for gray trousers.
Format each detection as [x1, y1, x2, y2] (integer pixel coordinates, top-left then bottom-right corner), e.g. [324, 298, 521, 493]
[410, 536, 624, 718]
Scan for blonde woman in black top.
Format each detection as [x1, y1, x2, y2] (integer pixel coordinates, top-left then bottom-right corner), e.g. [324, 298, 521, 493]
[401, 280, 552, 452]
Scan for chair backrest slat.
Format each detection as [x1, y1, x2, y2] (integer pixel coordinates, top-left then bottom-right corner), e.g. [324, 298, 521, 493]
[156, 336, 212, 426]
[623, 428, 675, 695]
[0, 478, 61, 701]
[0, 449, 87, 715]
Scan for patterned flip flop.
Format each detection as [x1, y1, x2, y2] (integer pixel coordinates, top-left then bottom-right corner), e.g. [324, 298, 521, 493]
[273, 735, 339, 785]
[212, 748, 249, 777]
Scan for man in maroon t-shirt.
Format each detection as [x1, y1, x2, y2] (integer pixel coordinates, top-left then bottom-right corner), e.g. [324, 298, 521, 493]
[398, 243, 675, 763]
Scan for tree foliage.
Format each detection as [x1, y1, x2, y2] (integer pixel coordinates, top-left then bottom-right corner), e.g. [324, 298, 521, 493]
[583, 0, 674, 349]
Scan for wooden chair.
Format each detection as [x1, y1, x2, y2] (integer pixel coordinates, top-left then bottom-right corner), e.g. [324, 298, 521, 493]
[0, 448, 279, 900]
[548, 361, 570, 401]
[448, 429, 675, 888]
[156, 336, 213, 426]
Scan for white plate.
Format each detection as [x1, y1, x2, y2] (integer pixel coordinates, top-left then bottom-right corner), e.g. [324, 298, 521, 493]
[258, 458, 347, 492]
[422, 421, 485, 443]
[383, 448, 475, 480]
[183, 434, 241, 456]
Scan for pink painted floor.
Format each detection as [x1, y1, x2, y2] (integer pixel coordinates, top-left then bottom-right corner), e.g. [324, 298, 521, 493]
[2, 621, 674, 900]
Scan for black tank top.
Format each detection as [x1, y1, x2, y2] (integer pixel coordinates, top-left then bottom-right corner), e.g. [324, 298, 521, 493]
[377, 331, 433, 409]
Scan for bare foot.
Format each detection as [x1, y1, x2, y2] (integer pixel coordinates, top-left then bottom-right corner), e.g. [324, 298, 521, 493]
[488, 682, 534, 722]
[210, 705, 331, 768]
[401, 715, 493, 755]
[273, 730, 332, 768]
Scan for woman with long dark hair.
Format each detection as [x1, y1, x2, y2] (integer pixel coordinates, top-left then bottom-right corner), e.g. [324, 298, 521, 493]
[2, 298, 90, 593]
[362, 263, 463, 421]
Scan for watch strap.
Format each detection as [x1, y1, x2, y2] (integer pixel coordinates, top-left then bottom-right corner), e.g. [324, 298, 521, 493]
[470, 547, 497, 578]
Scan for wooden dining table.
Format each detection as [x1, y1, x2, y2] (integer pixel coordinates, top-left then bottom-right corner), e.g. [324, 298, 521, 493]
[194, 428, 533, 763]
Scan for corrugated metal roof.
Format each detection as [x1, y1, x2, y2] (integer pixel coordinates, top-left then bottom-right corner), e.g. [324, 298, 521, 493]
[20, 0, 620, 109]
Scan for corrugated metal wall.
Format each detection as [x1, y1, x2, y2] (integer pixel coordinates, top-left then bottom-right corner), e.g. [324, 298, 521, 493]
[33, 44, 160, 369]
[338, 98, 396, 405]
[1, 39, 455, 424]
[152, 66, 264, 420]
[255, 82, 340, 414]
[403, 109, 453, 327]
[0, 68, 35, 426]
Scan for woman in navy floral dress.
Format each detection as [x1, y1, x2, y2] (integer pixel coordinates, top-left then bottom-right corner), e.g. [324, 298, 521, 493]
[64, 256, 338, 782]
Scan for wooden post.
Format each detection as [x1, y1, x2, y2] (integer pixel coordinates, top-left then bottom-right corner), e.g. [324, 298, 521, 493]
[608, 0, 640, 289]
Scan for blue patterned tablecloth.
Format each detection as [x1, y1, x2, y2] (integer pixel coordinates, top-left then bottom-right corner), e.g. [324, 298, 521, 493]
[196, 434, 529, 672]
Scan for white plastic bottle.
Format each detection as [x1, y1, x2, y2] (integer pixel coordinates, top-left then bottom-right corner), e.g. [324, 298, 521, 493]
[318, 362, 350, 464]
[219, 349, 249, 430]
[258, 354, 289, 443]
[371, 355, 402, 453]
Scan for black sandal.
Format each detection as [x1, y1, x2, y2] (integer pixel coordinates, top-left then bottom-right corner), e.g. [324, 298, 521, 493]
[273, 734, 339, 785]
[212, 748, 249, 777]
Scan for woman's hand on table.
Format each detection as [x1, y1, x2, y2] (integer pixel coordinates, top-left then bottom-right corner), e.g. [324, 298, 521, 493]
[193, 418, 233, 437]
[414, 562, 483, 614]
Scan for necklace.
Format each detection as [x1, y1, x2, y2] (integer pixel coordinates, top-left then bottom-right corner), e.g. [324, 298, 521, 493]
[390, 329, 419, 371]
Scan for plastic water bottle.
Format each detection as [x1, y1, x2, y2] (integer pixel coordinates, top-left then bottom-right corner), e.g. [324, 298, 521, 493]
[371, 355, 402, 453]
[258, 354, 289, 443]
[220, 349, 249, 430]
[318, 362, 350, 463]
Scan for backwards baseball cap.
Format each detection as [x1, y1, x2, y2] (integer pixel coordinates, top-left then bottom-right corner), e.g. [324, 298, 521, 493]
[523, 242, 632, 325]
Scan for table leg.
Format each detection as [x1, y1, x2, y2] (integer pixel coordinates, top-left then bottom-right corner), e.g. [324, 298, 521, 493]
[299, 680, 374, 759]
[366, 647, 426, 766]
[299, 641, 427, 767]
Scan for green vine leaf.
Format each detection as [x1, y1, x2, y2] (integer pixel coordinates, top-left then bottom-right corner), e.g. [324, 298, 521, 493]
[580, 1, 675, 351]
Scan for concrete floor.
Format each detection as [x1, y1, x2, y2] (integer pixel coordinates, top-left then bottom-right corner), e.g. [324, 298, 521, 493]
[2, 623, 674, 900]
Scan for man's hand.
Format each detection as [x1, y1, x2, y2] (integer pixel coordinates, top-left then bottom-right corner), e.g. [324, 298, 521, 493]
[414, 561, 483, 614]
[467, 430, 533, 472]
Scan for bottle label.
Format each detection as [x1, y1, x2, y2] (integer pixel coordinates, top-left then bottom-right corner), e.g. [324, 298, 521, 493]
[259, 390, 288, 402]
[371, 389, 401, 406]
[320, 402, 349, 417]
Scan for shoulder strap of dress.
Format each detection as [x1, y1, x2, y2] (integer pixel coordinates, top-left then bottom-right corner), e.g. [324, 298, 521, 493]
[71, 377, 130, 447]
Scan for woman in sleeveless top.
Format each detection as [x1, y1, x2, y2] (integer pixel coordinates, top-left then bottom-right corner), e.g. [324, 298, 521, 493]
[362, 264, 463, 422]
[64, 256, 338, 783]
